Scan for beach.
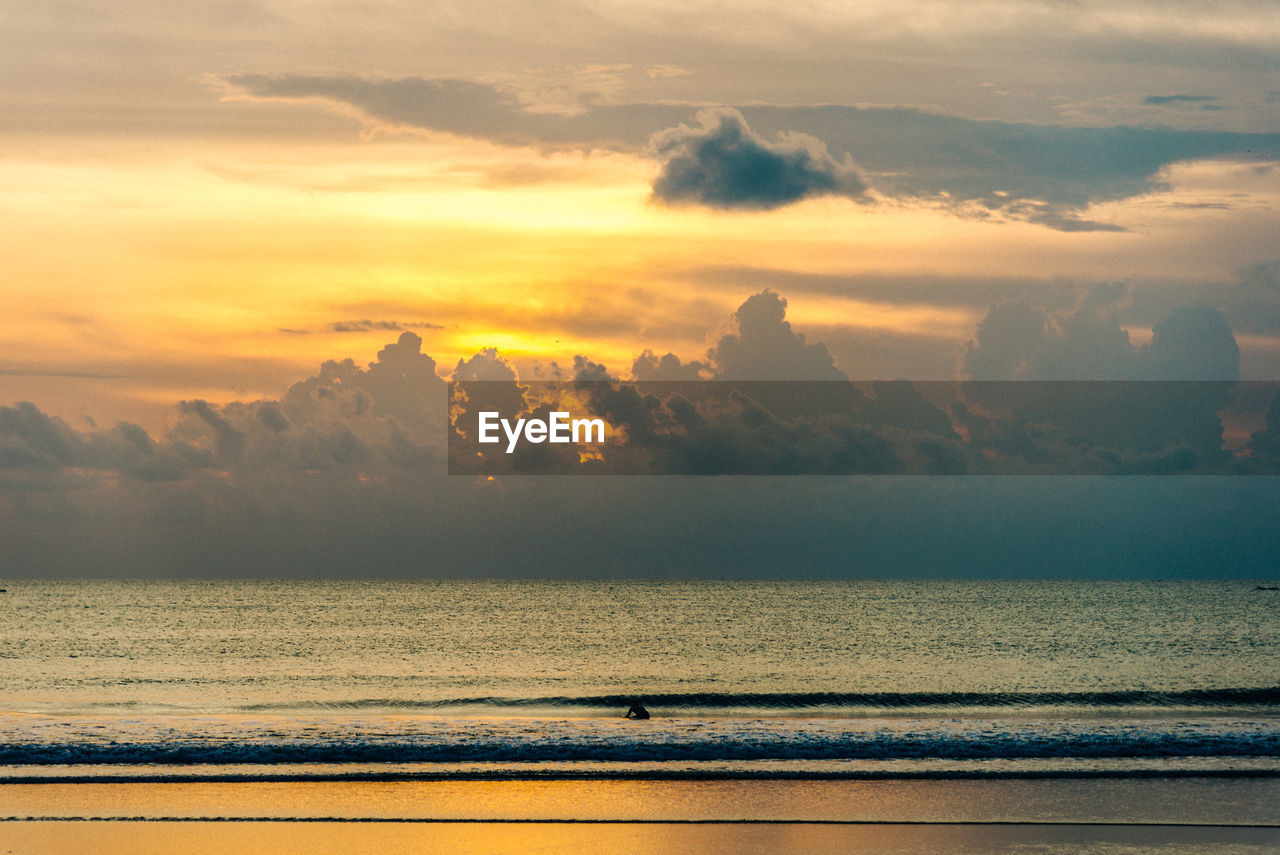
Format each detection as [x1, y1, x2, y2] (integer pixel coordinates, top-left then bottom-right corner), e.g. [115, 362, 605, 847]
[5, 778, 1280, 854]
[3, 580, 1277, 853]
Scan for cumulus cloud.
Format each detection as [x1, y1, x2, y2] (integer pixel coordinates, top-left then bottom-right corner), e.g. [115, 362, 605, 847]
[452, 347, 518, 382]
[964, 287, 1240, 382]
[5, 289, 1280, 579]
[1140, 303, 1240, 382]
[445, 291, 1272, 476]
[283, 331, 446, 431]
[709, 290, 847, 380]
[960, 294, 1243, 469]
[632, 350, 709, 381]
[1, 402, 199, 485]
[649, 108, 870, 210]
[1222, 260, 1280, 336]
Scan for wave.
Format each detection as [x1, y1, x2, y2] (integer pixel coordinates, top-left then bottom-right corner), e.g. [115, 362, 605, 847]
[5, 726, 1278, 766]
[8, 768, 1280, 785]
[240, 687, 1280, 713]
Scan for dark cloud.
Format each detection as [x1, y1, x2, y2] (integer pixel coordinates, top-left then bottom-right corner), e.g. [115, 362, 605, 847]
[572, 355, 613, 382]
[649, 108, 869, 210]
[1248, 390, 1280, 458]
[5, 290, 1280, 579]
[330, 319, 444, 333]
[222, 73, 680, 149]
[450, 371, 1280, 476]
[730, 105, 1277, 227]
[708, 290, 847, 381]
[281, 332, 445, 433]
[449, 348, 524, 448]
[1020, 209, 1127, 233]
[801, 325, 963, 383]
[0, 402, 82, 471]
[964, 287, 1242, 382]
[0, 331, 451, 487]
[176, 400, 246, 463]
[960, 296, 1242, 472]
[452, 347, 518, 382]
[220, 75, 1280, 230]
[1222, 260, 1280, 336]
[444, 294, 1264, 476]
[1140, 303, 1240, 382]
[0, 402, 201, 484]
[632, 350, 709, 381]
[964, 301, 1053, 381]
[1144, 94, 1218, 105]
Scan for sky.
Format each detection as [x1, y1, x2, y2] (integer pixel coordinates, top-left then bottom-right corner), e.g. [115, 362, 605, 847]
[2, 0, 1280, 577]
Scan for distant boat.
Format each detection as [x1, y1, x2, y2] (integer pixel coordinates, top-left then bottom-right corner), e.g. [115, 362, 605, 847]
[1255, 585, 1279, 591]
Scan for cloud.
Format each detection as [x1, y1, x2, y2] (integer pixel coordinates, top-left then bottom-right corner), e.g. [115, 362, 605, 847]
[960, 295, 1242, 470]
[964, 301, 1053, 381]
[1222, 260, 1280, 336]
[632, 350, 709, 381]
[5, 291, 1280, 580]
[708, 290, 847, 381]
[281, 331, 446, 432]
[0, 402, 201, 484]
[1145, 94, 1219, 105]
[1020, 209, 1128, 233]
[648, 108, 869, 210]
[1140, 303, 1240, 382]
[219, 74, 1280, 230]
[330, 319, 444, 333]
[572, 355, 613, 382]
[0, 369, 129, 379]
[0, 331, 453, 489]
[176, 400, 246, 463]
[966, 287, 1243, 382]
[452, 347, 518, 382]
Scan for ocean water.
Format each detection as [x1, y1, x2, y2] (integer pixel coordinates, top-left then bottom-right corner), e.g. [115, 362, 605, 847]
[1, 580, 1278, 781]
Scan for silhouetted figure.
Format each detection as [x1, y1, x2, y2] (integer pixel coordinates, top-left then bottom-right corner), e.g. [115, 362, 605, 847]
[625, 700, 650, 720]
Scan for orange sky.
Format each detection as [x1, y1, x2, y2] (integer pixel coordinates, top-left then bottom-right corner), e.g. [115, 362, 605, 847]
[3, 2, 1279, 430]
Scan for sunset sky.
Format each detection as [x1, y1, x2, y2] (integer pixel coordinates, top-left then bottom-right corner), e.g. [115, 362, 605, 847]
[3, 1, 1280, 577]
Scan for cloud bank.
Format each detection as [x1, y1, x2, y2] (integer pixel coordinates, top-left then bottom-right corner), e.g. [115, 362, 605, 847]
[219, 74, 1280, 230]
[4, 292, 1280, 577]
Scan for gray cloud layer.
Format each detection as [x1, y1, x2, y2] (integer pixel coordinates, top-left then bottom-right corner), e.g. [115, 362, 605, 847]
[222, 74, 1280, 229]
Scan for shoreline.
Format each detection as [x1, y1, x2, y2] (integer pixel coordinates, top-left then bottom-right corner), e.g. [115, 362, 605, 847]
[5, 777, 1279, 824]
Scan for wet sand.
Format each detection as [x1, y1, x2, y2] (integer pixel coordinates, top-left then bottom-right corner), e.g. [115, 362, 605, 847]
[4, 778, 1278, 854]
[4, 820, 1280, 855]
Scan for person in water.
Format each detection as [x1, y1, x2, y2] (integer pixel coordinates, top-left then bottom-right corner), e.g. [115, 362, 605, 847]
[625, 700, 650, 719]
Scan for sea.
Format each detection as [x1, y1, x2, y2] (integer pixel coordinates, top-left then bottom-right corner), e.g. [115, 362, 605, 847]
[2, 580, 1278, 783]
